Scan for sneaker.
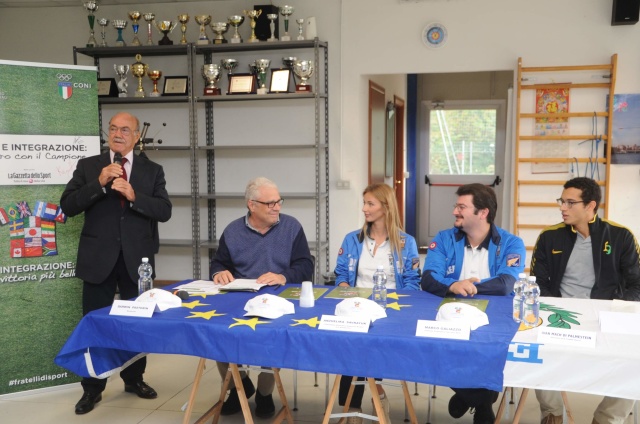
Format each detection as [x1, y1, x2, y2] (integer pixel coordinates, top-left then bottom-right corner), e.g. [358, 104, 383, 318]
[372, 394, 391, 423]
[255, 391, 276, 418]
[220, 377, 255, 415]
[472, 402, 496, 424]
[346, 407, 363, 424]
[448, 393, 470, 418]
[541, 414, 563, 424]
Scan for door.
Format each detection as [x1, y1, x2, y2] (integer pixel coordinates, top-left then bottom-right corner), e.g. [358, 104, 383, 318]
[418, 100, 506, 247]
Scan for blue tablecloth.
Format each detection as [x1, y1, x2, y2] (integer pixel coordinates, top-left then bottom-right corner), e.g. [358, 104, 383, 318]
[55, 283, 519, 391]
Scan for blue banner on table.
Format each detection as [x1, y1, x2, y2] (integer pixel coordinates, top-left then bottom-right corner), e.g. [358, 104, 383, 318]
[0, 59, 100, 395]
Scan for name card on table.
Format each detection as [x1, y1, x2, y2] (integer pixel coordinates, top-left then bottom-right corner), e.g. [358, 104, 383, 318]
[110, 299, 155, 318]
[415, 320, 470, 340]
[318, 315, 370, 333]
[599, 311, 640, 335]
[538, 327, 597, 348]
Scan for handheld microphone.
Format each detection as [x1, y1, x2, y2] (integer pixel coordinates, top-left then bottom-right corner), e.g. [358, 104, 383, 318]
[171, 289, 190, 300]
[113, 152, 122, 165]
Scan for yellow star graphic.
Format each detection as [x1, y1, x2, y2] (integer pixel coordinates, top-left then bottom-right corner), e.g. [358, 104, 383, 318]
[291, 317, 321, 328]
[186, 309, 226, 320]
[182, 300, 210, 310]
[386, 302, 411, 311]
[229, 317, 270, 330]
[387, 292, 410, 300]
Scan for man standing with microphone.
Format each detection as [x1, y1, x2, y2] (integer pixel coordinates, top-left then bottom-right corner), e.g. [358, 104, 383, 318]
[61, 111, 172, 414]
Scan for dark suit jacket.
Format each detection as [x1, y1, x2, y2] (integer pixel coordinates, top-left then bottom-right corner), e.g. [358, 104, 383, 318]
[61, 152, 172, 284]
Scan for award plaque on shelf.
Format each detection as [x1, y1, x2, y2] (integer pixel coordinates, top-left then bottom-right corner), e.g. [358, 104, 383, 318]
[163, 76, 188, 96]
[228, 73, 256, 94]
[269, 68, 290, 93]
[97, 78, 119, 97]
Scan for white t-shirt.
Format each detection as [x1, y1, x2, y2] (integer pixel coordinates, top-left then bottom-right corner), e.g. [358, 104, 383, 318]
[355, 235, 397, 289]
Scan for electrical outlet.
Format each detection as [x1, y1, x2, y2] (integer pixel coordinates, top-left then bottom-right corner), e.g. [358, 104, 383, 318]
[336, 180, 350, 189]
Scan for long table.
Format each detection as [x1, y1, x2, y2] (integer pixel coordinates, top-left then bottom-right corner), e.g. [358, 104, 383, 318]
[55, 284, 519, 393]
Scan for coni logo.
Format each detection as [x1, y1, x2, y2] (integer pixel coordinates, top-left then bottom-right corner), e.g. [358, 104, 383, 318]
[507, 342, 543, 364]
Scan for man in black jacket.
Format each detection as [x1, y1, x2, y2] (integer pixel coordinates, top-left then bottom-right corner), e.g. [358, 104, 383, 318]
[531, 177, 639, 424]
[61, 111, 172, 414]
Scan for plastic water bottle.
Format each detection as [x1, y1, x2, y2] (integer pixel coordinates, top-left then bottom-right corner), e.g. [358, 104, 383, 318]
[512, 272, 527, 323]
[137, 257, 153, 295]
[372, 265, 387, 308]
[522, 276, 540, 328]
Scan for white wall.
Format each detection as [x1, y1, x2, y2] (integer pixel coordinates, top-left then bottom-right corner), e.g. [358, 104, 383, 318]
[2, 0, 640, 279]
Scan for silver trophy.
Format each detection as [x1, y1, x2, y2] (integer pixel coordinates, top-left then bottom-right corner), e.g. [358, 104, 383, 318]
[194, 15, 211, 45]
[279, 5, 294, 41]
[112, 19, 128, 47]
[293, 59, 314, 92]
[114, 64, 130, 97]
[228, 15, 244, 43]
[282, 56, 297, 92]
[221, 58, 238, 94]
[83, 1, 99, 48]
[98, 18, 109, 47]
[254, 59, 271, 95]
[296, 18, 305, 40]
[267, 13, 278, 42]
[210, 22, 229, 44]
[143, 12, 155, 45]
[202, 64, 222, 96]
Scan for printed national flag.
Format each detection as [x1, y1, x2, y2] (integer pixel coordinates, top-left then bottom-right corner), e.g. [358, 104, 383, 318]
[0, 208, 8, 225]
[25, 237, 42, 248]
[6, 205, 19, 221]
[59, 82, 73, 100]
[55, 207, 67, 223]
[25, 227, 42, 239]
[9, 219, 24, 237]
[43, 241, 58, 256]
[16, 201, 32, 218]
[10, 239, 24, 258]
[25, 246, 43, 257]
[41, 220, 55, 233]
[43, 235, 56, 245]
[26, 216, 41, 228]
[34, 201, 59, 220]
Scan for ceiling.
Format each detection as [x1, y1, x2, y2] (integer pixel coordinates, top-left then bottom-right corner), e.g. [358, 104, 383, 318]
[0, 0, 222, 8]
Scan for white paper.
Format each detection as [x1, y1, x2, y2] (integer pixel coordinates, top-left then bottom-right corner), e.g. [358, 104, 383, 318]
[415, 319, 470, 340]
[538, 327, 597, 348]
[318, 315, 370, 333]
[174, 279, 220, 295]
[599, 311, 640, 335]
[109, 299, 155, 318]
[219, 279, 264, 292]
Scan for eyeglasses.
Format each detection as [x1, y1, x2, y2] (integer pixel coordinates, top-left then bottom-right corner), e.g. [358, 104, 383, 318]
[556, 198, 586, 208]
[252, 198, 284, 209]
[453, 203, 471, 211]
[108, 125, 136, 136]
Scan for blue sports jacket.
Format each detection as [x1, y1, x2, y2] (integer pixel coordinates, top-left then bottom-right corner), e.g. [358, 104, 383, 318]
[335, 229, 421, 290]
[421, 224, 526, 297]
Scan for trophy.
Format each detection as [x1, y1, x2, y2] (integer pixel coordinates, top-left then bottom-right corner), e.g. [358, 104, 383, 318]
[267, 14, 278, 42]
[83, 1, 99, 47]
[155, 20, 177, 45]
[210, 22, 229, 44]
[143, 12, 155, 45]
[128, 11, 141, 46]
[114, 64, 130, 97]
[221, 58, 238, 94]
[228, 15, 244, 43]
[293, 59, 314, 92]
[279, 5, 294, 41]
[98, 18, 109, 47]
[147, 69, 162, 97]
[282, 56, 297, 92]
[202, 64, 221, 96]
[254, 59, 270, 95]
[178, 14, 189, 44]
[296, 18, 305, 40]
[131, 54, 149, 98]
[243, 9, 262, 43]
[112, 19, 128, 47]
[194, 15, 211, 45]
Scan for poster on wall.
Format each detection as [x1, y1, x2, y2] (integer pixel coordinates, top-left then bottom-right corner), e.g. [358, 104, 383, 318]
[532, 87, 570, 174]
[610, 94, 640, 165]
[0, 60, 99, 395]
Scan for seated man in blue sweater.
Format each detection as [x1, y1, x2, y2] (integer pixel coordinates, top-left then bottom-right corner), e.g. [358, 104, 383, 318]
[421, 183, 525, 424]
[210, 176, 314, 418]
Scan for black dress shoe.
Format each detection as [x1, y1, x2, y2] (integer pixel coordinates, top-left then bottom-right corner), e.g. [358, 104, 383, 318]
[472, 402, 496, 424]
[124, 381, 158, 399]
[448, 393, 470, 418]
[75, 391, 102, 414]
[221, 377, 256, 415]
[255, 391, 276, 419]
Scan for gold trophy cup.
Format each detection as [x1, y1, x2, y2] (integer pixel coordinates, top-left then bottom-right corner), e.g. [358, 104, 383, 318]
[178, 14, 190, 44]
[243, 9, 262, 43]
[128, 11, 141, 46]
[147, 69, 162, 97]
[131, 54, 149, 98]
[194, 15, 212, 45]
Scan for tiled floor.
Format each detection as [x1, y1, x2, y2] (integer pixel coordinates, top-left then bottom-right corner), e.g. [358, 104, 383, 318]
[0, 354, 636, 423]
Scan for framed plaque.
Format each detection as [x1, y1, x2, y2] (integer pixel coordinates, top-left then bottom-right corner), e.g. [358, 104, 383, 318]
[97, 78, 118, 97]
[228, 73, 256, 94]
[269, 68, 290, 93]
[163, 76, 189, 96]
